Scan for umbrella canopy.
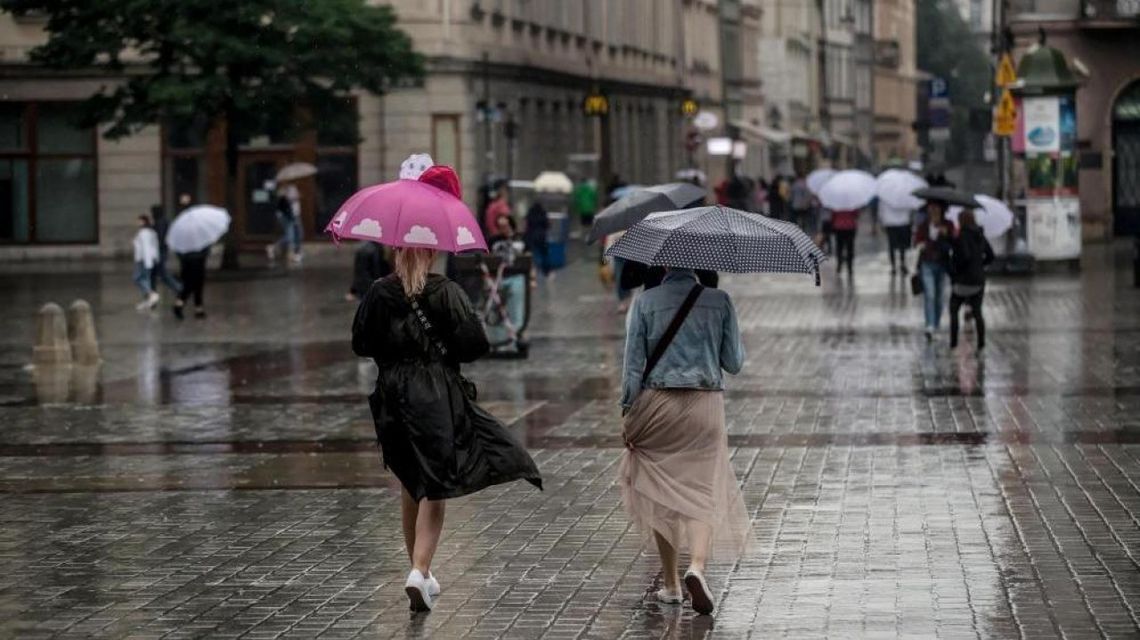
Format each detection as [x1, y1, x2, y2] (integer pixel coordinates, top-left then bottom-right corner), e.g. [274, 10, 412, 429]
[610, 184, 645, 201]
[875, 169, 927, 210]
[948, 194, 1015, 238]
[675, 168, 707, 185]
[587, 182, 707, 243]
[533, 171, 573, 193]
[817, 169, 876, 211]
[912, 186, 980, 208]
[275, 162, 318, 183]
[605, 206, 826, 284]
[326, 179, 486, 253]
[166, 205, 231, 254]
[806, 168, 836, 195]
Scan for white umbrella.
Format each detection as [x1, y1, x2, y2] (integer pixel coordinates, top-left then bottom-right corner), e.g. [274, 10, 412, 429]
[166, 205, 231, 254]
[816, 169, 876, 211]
[675, 168, 707, 185]
[806, 168, 836, 195]
[948, 194, 1015, 238]
[875, 169, 927, 210]
[275, 162, 318, 182]
[533, 171, 573, 193]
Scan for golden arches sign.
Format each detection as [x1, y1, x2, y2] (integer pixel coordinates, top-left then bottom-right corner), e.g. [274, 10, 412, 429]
[583, 92, 609, 117]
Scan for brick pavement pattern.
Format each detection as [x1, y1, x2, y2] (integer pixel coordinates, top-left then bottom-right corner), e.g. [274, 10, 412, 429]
[1, 240, 1139, 638]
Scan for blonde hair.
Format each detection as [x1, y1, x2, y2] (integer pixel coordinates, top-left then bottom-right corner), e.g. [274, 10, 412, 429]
[394, 248, 436, 296]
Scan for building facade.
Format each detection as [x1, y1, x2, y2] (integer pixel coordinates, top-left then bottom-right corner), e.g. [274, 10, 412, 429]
[0, 1, 715, 259]
[1007, 0, 1140, 239]
[756, 0, 824, 174]
[872, 0, 920, 164]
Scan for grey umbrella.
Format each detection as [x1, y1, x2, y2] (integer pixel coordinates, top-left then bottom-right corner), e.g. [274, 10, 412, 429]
[587, 182, 707, 243]
[912, 186, 981, 208]
[605, 206, 826, 285]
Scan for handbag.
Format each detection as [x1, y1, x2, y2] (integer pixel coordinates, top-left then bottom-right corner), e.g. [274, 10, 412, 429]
[408, 295, 478, 401]
[910, 271, 924, 296]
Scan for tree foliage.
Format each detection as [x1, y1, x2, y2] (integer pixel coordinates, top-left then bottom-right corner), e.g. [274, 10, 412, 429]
[2, 0, 423, 142]
[916, 0, 992, 165]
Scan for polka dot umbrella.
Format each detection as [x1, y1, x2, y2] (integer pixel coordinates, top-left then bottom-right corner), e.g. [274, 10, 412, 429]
[605, 205, 827, 285]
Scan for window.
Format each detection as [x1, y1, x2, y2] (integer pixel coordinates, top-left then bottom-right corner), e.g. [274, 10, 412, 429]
[432, 115, 461, 169]
[0, 102, 97, 244]
[163, 114, 209, 215]
[314, 99, 359, 234]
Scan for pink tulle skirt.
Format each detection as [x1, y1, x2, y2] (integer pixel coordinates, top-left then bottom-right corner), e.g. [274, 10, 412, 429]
[619, 389, 751, 560]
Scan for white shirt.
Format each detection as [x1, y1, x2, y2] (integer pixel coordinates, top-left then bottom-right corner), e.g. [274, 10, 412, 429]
[878, 201, 913, 227]
[133, 227, 160, 268]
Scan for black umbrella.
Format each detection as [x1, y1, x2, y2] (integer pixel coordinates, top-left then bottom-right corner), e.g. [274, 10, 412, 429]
[605, 206, 826, 285]
[912, 186, 980, 208]
[587, 182, 707, 244]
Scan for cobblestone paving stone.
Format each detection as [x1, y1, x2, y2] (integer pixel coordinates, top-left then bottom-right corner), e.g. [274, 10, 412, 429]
[0, 238, 1138, 638]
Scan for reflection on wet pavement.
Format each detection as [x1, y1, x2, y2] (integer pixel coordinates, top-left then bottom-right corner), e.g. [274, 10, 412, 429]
[1, 241, 1139, 638]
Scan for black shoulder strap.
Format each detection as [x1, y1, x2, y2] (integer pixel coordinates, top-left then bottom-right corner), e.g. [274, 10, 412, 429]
[643, 284, 703, 379]
[408, 295, 449, 359]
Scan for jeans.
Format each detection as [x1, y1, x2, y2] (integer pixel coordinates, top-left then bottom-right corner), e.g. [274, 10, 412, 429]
[132, 262, 154, 297]
[920, 262, 946, 330]
[150, 256, 183, 294]
[276, 216, 301, 254]
[950, 291, 985, 349]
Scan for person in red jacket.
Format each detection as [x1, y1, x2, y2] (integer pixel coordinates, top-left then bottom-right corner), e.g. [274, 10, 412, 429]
[831, 208, 860, 278]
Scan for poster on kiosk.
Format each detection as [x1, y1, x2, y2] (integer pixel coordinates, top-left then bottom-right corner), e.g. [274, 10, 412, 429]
[1023, 95, 1081, 261]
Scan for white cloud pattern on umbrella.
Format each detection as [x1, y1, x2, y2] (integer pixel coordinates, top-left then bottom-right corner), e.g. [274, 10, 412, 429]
[456, 226, 477, 246]
[350, 218, 383, 238]
[403, 225, 439, 245]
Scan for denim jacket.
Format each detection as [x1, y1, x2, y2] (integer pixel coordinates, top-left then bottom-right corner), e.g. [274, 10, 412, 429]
[621, 270, 745, 408]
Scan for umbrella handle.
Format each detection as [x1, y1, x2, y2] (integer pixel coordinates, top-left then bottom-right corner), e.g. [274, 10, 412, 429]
[812, 256, 820, 287]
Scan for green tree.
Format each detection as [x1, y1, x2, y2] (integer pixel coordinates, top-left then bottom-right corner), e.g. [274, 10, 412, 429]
[3, 0, 423, 267]
[917, 0, 991, 166]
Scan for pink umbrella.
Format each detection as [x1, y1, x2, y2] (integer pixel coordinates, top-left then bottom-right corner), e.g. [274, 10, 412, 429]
[325, 178, 487, 252]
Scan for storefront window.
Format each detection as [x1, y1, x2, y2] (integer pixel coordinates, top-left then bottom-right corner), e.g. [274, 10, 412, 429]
[163, 115, 208, 213]
[0, 102, 97, 244]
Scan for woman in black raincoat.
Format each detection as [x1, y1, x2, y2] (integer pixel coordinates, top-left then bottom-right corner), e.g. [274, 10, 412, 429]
[352, 247, 542, 612]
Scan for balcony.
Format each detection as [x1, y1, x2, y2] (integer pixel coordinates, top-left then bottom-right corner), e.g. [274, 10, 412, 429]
[1081, 0, 1140, 26]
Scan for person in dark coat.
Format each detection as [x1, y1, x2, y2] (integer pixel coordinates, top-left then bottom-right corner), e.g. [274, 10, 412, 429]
[524, 199, 550, 277]
[915, 200, 955, 341]
[347, 242, 391, 302]
[948, 209, 994, 351]
[148, 204, 182, 296]
[351, 247, 542, 612]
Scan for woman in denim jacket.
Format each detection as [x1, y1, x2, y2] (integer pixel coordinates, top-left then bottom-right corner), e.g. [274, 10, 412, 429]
[619, 268, 750, 615]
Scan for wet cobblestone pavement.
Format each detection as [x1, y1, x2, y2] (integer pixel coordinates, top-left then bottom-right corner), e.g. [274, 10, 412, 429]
[1, 237, 1139, 638]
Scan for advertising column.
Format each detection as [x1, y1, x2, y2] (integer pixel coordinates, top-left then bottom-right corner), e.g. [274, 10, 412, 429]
[1022, 94, 1080, 260]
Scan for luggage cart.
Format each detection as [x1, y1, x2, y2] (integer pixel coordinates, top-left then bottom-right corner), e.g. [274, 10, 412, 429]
[452, 250, 533, 359]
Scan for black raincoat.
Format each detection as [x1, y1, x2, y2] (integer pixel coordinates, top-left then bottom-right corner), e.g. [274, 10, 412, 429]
[352, 273, 542, 501]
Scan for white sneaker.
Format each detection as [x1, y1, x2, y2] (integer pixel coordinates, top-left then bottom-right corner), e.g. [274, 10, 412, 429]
[147, 292, 161, 309]
[426, 572, 440, 598]
[404, 569, 434, 612]
[135, 300, 150, 311]
[656, 588, 682, 604]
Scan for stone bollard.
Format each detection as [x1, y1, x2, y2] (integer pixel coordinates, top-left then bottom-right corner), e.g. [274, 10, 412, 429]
[33, 303, 72, 365]
[67, 299, 101, 365]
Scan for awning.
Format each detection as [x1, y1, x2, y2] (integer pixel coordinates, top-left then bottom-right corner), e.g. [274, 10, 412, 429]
[731, 120, 792, 145]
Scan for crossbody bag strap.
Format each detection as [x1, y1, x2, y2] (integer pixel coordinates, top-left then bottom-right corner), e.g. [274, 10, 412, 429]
[642, 284, 703, 380]
[408, 295, 449, 359]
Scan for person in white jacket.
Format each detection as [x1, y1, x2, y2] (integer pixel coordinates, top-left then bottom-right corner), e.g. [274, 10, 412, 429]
[132, 215, 161, 311]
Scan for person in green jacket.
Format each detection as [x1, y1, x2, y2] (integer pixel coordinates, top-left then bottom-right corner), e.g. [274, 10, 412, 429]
[572, 178, 599, 228]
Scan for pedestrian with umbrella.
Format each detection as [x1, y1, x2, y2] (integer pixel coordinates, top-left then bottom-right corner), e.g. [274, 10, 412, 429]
[148, 204, 182, 297]
[266, 162, 316, 266]
[165, 202, 231, 320]
[607, 205, 823, 616]
[948, 209, 995, 352]
[817, 170, 876, 279]
[912, 187, 978, 342]
[875, 169, 928, 276]
[331, 162, 542, 613]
